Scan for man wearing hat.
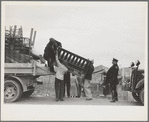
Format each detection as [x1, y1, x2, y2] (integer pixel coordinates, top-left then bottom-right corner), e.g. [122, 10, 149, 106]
[106, 58, 119, 102]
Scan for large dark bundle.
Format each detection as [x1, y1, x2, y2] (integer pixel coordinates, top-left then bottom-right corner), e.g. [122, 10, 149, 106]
[43, 38, 62, 72]
[43, 38, 62, 61]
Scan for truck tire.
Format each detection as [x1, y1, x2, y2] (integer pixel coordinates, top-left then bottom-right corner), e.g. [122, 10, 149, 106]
[139, 88, 144, 105]
[4, 80, 23, 103]
[22, 89, 35, 98]
[132, 92, 141, 102]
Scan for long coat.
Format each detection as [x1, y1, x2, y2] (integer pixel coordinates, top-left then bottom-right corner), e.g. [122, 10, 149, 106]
[106, 64, 119, 88]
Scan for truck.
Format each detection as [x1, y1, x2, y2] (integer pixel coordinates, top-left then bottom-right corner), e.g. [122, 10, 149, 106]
[4, 26, 92, 102]
[4, 61, 51, 102]
[122, 61, 144, 105]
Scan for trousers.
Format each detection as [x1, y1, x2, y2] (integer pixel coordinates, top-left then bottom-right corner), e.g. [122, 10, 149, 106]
[84, 79, 92, 99]
[63, 80, 70, 97]
[55, 78, 64, 100]
[110, 84, 118, 100]
[77, 84, 82, 97]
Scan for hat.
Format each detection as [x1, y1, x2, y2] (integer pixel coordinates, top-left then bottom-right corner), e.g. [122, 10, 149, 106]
[113, 58, 118, 63]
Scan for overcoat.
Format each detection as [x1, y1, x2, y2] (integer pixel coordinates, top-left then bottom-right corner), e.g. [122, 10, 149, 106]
[106, 64, 119, 89]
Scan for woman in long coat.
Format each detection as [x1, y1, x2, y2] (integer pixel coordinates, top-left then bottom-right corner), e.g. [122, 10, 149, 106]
[70, 73, 78, 97]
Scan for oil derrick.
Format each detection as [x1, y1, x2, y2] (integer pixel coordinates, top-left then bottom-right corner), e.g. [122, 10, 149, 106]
[5, 25, 36, 63]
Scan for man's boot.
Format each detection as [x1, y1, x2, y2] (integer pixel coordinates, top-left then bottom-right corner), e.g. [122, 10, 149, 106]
[55, 92, 59, 101]
[55, 88, 60, 101]
[110, 91, 115, 102]
[115, 91, 118, 101]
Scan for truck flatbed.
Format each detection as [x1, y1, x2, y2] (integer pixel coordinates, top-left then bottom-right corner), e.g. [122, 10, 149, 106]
[5, 61, 51, 76]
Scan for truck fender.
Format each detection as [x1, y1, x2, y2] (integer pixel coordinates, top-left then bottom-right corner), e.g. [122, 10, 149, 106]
[135, 79, 144, 89]
[5, 76, 27, 92]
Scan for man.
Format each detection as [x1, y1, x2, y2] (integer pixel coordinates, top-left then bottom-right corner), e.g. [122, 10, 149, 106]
[102, 72, 110, 97]
[106, 58, 119, 102]
[54, 50, 68, 101]
[63, 71, 70, 98]
[43, 38, 62, 73]
[84, 59, 94, 100]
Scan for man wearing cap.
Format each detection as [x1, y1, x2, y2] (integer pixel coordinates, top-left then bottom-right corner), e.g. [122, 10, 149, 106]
[106, 58, 119, 102]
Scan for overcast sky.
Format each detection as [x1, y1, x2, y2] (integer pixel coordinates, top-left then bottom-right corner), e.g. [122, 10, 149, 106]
[3, 2, 147, 69]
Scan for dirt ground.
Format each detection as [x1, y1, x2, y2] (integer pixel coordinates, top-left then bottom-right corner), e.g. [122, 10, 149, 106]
[8, 75, 143, 106]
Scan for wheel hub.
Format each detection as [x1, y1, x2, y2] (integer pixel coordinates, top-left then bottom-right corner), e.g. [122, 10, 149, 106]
[5, 86, 17, 99]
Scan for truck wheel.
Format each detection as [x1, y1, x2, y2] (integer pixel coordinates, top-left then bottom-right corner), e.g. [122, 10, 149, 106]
[22, 89, 35, 98]
[4, 80, 23, 103]
[132, 92, 141, 102]
[139, 88, 144, 105]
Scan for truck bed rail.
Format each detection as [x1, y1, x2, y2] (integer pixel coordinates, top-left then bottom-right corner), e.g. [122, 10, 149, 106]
[5, 61, 51, 76]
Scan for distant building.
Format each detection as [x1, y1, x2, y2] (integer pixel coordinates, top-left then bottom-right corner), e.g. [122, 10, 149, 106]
[91, 65, 108, 84]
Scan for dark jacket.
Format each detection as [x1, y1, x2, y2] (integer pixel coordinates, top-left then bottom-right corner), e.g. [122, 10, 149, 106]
[64, 72, 70, 82]
[106, 64, 119, 85]
[84, 63, 94, 80]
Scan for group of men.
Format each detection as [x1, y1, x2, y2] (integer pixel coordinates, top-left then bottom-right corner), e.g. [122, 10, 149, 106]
[43, 38, 119, 102]
[63, 60, 94, 100]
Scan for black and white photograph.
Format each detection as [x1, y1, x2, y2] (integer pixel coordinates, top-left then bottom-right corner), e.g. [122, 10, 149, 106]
[1, 1, 148, 121]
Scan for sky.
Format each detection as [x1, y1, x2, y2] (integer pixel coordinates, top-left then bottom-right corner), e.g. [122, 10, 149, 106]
[3, 2, 147, 69]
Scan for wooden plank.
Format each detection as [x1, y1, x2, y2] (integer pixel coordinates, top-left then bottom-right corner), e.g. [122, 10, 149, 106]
[5, 62, 34, 74]
[5, 63, 33, 68]
[36, 66, 51, 76]
[5, 68, 33, 74]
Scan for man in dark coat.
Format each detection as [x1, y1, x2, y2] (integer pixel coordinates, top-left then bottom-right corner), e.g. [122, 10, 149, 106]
[106, 58, 119, 102]
[63, 71, 71, 98]
[43, 38, 62, 73]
